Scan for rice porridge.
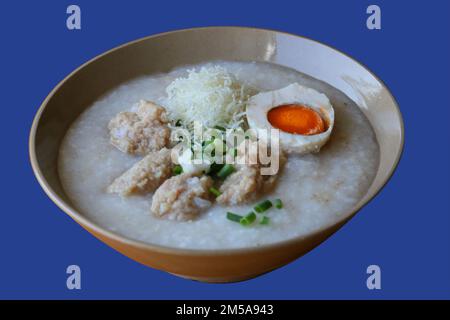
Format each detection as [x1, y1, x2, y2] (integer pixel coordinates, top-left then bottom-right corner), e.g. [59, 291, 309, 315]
[58, 61, 379, 249]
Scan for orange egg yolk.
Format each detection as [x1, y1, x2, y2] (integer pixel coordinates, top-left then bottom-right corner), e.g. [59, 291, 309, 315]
[267, 104, 327, 135]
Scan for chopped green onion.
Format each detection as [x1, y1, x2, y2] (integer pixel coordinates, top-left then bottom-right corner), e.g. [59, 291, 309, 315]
[227, 212, 243, 223]
[240, 212, 257, 226]
[202, 138, 215, 147]
[274, 198, 283, 209]
[208, 162, 224, 175]
[209, 187, 221, 197]
[217, 164, 235, 179]
[260, 216, 270, 225]
[254, 199, 273, 213]
[172, 165, 183, 175]
[220, 142, 227, 155]
[214, 125, 226, 131]
[175, 119, 182, 126]
[228, 148, 237, 157]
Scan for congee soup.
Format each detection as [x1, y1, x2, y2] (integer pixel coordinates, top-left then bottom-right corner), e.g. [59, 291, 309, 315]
[58, 61, 379, 249]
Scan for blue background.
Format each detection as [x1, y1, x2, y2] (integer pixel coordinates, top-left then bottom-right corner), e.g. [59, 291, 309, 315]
[1, 0, 449, 299]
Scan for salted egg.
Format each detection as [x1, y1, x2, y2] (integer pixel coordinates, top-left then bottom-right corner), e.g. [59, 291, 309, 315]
[246, 83, 334, 154]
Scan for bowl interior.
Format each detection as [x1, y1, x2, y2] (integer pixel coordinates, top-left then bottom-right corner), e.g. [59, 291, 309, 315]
[31, 27, 403, 250]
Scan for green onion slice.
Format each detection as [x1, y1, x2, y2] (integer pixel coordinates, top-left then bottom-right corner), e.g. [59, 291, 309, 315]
[228, 148, 237, 157]
[209, 187, 221, 197]
[202, 139, 214, 147]
[173, 165, 183, 175]
[260, 216, 270, 225]
[254, 199, 273, 213]
[240, 212, 256, 226]
[274, 198, 283, 209]
[208, 162, 224, 175]
[217, 164, 235, 179]
[214, 125, 226, 131]
[226, 212, 243, 223]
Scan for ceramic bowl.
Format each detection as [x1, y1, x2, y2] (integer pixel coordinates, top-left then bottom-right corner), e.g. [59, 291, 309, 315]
[29, 27, 404, 282]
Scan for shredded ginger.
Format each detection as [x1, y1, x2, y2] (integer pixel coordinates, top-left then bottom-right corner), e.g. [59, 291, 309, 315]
[165, 65, 256, 130]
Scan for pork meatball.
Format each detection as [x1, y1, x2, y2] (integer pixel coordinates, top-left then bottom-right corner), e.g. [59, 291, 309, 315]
[151, 174, 213, 221]
[216, 165, 262, 206]
[108, 100, 170, 155]
[107, 148, 172, 196]
[217, 148, 286, 205]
